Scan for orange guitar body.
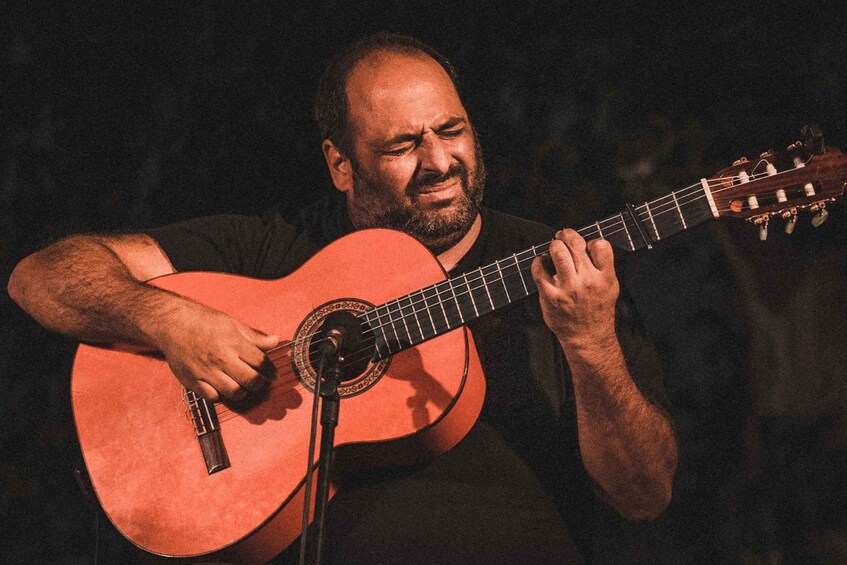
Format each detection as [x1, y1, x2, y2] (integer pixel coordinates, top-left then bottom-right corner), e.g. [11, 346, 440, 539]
[71, 229, 486, 563]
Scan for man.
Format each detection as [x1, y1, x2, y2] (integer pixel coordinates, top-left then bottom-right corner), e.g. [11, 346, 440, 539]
[8, 32, 677, 563]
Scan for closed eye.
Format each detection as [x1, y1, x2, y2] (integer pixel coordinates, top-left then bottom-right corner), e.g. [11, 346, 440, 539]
[380, 144, 415, 156]
[438, 127, 464, 138]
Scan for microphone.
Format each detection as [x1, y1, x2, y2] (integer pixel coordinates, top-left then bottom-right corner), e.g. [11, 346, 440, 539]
[315, 311, 364, 370]
[322, 327, 346, 356]
[320, 323, 350, 355]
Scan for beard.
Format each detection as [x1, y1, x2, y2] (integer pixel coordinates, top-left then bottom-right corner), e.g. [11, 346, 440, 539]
[347, 137, 487, 255]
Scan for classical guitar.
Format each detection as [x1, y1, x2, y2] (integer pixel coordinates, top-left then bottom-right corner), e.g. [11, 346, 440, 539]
[71, 141, 847, 562]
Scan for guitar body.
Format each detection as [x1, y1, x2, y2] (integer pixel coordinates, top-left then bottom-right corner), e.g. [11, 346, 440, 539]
[71, 229, 486, 562]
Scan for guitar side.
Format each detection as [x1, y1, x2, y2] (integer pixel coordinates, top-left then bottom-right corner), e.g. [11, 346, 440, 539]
[71, 229, 485, 562]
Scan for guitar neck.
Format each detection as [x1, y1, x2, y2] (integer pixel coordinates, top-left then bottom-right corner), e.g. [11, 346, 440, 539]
[362, 182, 717, 359]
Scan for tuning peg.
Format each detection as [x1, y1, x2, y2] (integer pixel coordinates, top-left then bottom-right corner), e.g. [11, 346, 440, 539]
[756, 216, 769, 241]
[811, 205, 829, 227]
[783, 210, 798, 234]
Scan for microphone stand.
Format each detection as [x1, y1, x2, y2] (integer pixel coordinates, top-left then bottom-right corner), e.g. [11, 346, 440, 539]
[311, 349, 342, 565]
[298, 311, 365, 565]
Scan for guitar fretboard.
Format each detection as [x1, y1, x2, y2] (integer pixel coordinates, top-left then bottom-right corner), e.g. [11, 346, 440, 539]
[361, 183, 716, 359]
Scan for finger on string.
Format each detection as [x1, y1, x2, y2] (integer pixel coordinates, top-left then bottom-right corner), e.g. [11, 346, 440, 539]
[560, 229, 594, 273]
[238, 337, 268, 364]
[192, 381, 221, 403]
[206, 368, 249, 401]
[239, 341, 279, 381]
[549, 237, 577, 280]
[587, 238, 615, 272]
[248, 327, 281, 351]
[531, 255, 558, 295]
[228, 358, 270, 393]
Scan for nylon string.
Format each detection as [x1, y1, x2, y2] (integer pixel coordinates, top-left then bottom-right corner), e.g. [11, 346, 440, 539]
[214, 162, 802, 419]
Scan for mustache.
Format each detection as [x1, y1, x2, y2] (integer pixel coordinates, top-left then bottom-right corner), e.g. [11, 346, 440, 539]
[408, 163, 468, 193]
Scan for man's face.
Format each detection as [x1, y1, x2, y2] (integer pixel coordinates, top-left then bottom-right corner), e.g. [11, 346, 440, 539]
[339, 51, 485, 254]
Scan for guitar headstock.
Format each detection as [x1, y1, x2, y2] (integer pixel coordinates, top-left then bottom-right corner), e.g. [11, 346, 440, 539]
[707, 142, 847, 238]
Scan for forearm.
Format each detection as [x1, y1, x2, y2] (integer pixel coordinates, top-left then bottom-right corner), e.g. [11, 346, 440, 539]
[8, 235, 181, 346]
[564, 336, 678, 521]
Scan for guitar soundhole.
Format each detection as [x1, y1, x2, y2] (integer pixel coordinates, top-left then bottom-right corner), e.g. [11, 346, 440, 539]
[291, 299, 390, 398]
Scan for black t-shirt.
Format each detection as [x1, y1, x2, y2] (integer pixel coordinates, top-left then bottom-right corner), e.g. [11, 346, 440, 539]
[146, 195, 668, 564]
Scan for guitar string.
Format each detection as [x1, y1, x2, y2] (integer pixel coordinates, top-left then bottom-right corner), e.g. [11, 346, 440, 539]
[215, 172, 791, 418]
[302, 163, 810, 370]
[257, 174, 726, 357]
[214, 248, 555, 419]
[259, 164, 796, 362]
[213, 191, 715, 421]
[214, 165, 813, 418]
[259, 168, 769, 360]
[230, 176, 785, 386]
[213, 202, 734, 421]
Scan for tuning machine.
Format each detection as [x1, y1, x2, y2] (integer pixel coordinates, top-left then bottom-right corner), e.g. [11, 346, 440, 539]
[752, 214, 770, 241]
[811, 202, 829, 227]
[781, 208, 798, 234]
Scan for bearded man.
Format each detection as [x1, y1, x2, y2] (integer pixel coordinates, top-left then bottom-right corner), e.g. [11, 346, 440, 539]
[9, 32, 677, 564]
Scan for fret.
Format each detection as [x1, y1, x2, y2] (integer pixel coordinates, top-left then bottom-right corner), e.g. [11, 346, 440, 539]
[678, 186, 716, 227]
[619, 207, 653, 252]
[645, 201, 660, 241]
[482, 262, 509, 310]
[500, 254, 526, 304]
[397, 295, 423, 344]
[652, 194, 686, 240]
[512, 253, 530, 296]
[480, 266, 496, 310]
[411, 292, 433, 341]
[469, 269, 495, 317]
[410, 290, 435, 341]
[418, 287, 440, 338]
[463, 272, 480, 318]
[383, 301, 406, 352]
[671, 190, 687, 229]
[429, 284, 451, 334]
[366, 307, 386, 355]
[362, 310, 388, 358]
[647, 186, 714, 241]
[496, 260, 511, 303]
[598, 214, 635, 251]
[447, 278, 465, 325]
[619, 212, 635, 251]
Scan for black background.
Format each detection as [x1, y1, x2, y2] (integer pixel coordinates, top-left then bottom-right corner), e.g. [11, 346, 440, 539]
[3, 2, 847, 563]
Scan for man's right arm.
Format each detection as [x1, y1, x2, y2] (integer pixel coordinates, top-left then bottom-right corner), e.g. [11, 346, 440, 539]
[8, 234, 278, 401]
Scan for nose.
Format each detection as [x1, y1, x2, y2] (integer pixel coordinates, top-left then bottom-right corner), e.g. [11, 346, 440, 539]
[418, 134, 451, 176]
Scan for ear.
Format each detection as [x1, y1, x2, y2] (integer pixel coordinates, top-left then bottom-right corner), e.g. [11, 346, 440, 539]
[322, 139, 353, 193]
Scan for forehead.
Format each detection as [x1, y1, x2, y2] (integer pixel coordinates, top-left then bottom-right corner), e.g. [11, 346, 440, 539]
[345, 51, 466, 142]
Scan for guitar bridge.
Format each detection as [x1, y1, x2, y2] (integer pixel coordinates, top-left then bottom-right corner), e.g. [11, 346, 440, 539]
[184, 389, 230, 474]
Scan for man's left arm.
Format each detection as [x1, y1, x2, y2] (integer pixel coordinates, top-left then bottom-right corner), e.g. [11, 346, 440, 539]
[531, 229, 678, 521]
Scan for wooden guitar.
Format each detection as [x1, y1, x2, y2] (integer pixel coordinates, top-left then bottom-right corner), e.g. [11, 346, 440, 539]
[71, 141, 847, 562]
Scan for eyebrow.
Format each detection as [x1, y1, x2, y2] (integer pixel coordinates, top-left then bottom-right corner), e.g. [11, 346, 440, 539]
[380, 117, 467, 146]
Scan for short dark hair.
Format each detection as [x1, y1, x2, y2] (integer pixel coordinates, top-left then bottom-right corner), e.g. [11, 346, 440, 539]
[314, 31, 462, 157]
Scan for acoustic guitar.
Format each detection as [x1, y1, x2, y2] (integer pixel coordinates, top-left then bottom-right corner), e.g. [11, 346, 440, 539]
[71, 140, 847, 562]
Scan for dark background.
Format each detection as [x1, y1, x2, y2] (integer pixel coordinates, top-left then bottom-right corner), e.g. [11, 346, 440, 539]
[3, 2, 847, 563]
